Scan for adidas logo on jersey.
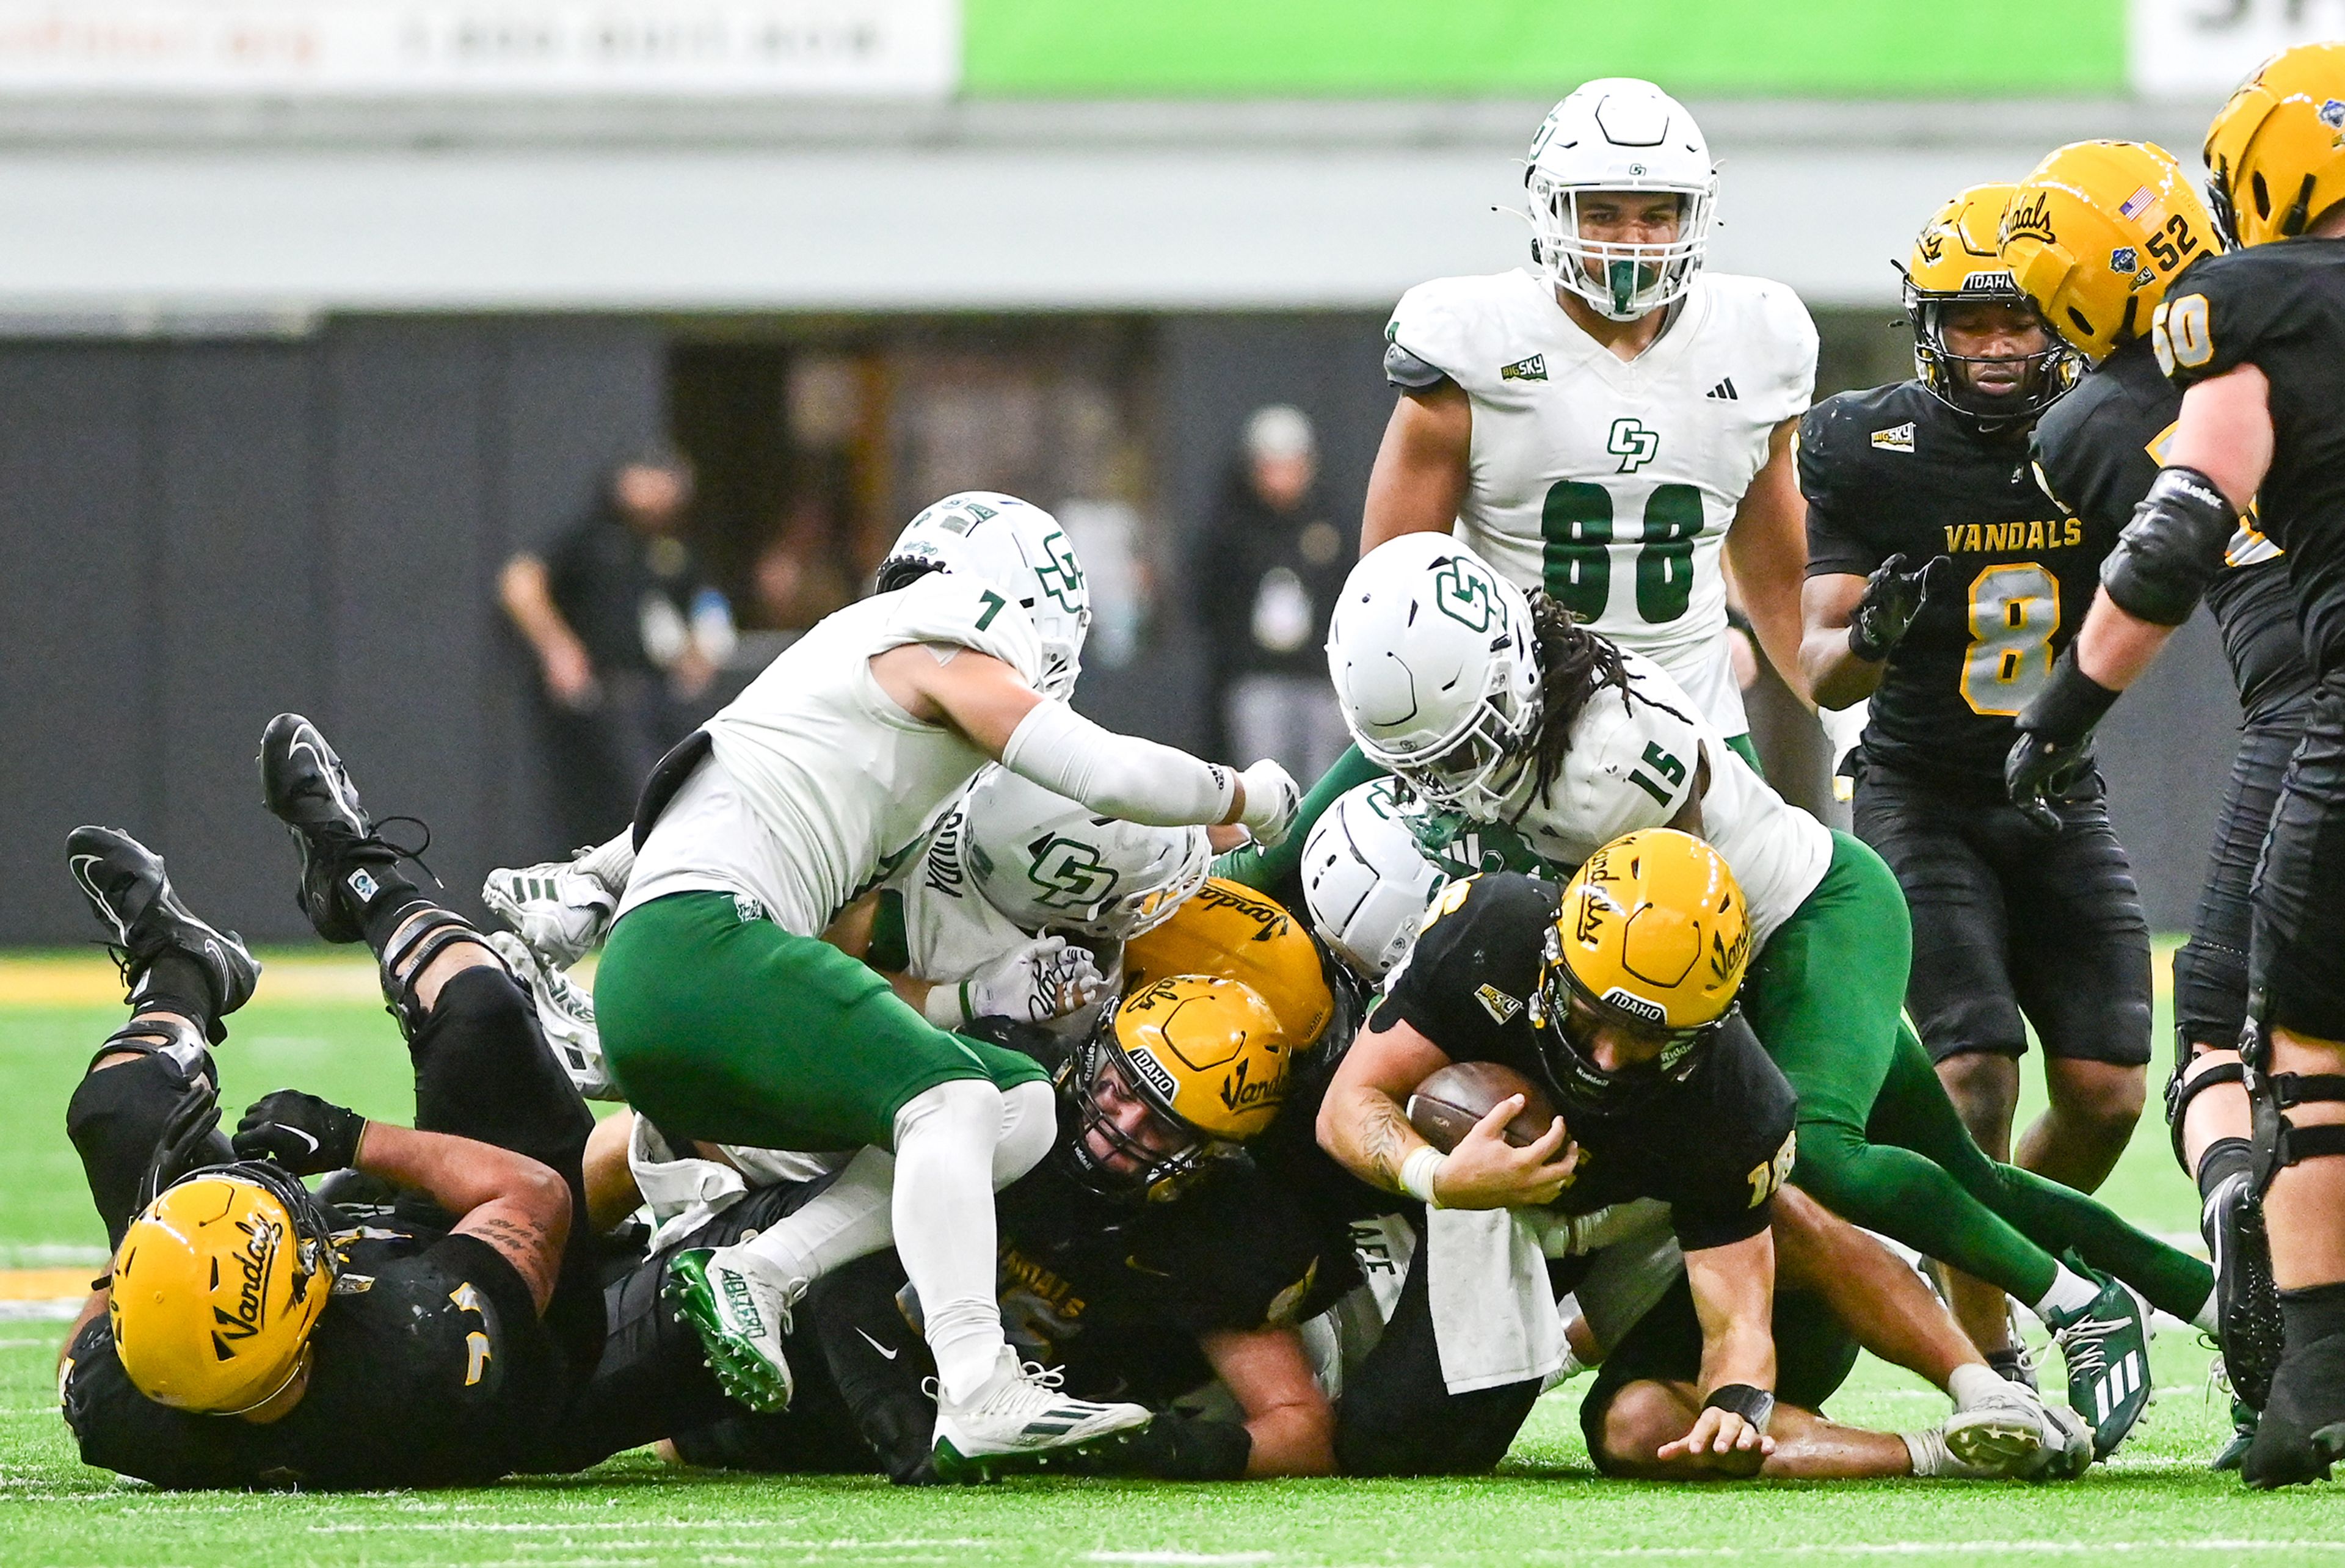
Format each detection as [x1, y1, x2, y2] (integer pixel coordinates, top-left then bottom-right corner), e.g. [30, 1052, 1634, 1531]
[1870, 423, 1916, 453]
[1705, 377, 1739, 401]
[1499, 354, 1547, 382]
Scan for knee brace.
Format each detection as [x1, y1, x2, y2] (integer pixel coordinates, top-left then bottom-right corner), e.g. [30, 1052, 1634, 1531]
[380, 906, 501, 1037]
[2242, 996, 2345, 1198]
[2166, 1032, 2247, 1172]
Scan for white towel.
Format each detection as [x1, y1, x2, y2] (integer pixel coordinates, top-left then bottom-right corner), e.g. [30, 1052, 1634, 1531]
[1425, 1206, 1567, 1395]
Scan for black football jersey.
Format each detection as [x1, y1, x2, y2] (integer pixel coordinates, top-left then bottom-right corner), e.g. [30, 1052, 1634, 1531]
[63, 1229, 561, 1490]
[2033, 333, 2313, 721]
[1803, 381, 2117, 788]
[1370, 873, 1797, 1252]
[2156, 238, 2345, 673]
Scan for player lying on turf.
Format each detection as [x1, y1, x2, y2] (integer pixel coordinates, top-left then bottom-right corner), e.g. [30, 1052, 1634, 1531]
[1315, 832, 2086, 1481]
[1314, 533, 2220, 1457]
[589, 490, 1302, 1478]
[545, 977, 1340, 1483]
[55, 718, 605, 1489]
[2001, 136, 2299, 1469]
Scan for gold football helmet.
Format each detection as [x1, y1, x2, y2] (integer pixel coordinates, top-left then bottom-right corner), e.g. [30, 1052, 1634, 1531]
[2205, 42, 2345, 250]
[2001, 140, 2218, 363]
[1530, 829, 1750, 1113]
[1061, 975, 1292, 1203]
[1903, 183, 2079, 417]
[110, 1162, 338, 1414]
[1122, 877, 1334, 1049]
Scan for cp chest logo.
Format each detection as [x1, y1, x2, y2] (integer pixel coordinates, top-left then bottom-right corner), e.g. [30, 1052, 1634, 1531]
[1606, 417, 1660, 474]
[1431, 559, 1503, 632]
[1034, 529, 1086, 610]
[1025, 833, 1121, 910]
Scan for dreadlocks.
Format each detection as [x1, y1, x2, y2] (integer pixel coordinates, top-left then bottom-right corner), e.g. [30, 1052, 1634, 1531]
[1514, 592, 1690, 822]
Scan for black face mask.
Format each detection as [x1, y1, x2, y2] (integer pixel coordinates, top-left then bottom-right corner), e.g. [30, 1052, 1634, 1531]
[1528, 979, 1719, 1119]
[1050, 1036, 1217, 1208]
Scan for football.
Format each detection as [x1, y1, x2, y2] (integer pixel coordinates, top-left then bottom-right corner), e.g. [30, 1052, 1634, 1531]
[1405, 1061, 1562, 1152]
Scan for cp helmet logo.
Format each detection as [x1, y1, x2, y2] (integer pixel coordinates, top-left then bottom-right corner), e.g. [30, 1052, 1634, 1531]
[1034, 529, 1086, 610]
[1025, 832, 1121, 911]
[1430, 559, 1503, 633]
[1607, 417, 1660, 474]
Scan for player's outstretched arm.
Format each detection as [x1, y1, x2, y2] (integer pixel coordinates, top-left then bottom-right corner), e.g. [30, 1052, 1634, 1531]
[1657, 1227, 1778, 1474]
[1197, 1324, 1337, 1477]
[1359, 384, 1471, 556]
[1726, 419, 1814, 705]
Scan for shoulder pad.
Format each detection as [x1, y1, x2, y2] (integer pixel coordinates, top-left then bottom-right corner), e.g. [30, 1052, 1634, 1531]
[1384, 339, 1452, 391]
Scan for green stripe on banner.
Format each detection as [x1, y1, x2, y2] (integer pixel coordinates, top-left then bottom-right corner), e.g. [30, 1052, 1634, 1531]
[962, 0, 2128, 98]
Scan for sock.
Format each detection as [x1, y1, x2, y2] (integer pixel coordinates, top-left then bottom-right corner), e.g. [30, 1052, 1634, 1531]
[2278, 1280, 2345, 1353]
[129, 949, 219, 1042]
[2032, 1265, 2100, 1320]
[2197, 1138, 2256, 1207]
[2192, 1288, 2221, 1334]
[575, 830, 636, 890]
[1949, 1362, 2012, 1411]
[358, 877, 428, 956]
[891, 1080, 1013, 1403]
[1901, 1425, 1956, 1477]
[729, 1146, 896, 1286]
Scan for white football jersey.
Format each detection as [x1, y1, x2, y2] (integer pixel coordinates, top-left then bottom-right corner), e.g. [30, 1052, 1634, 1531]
[620, 572, 1045, 937]
[1386, 267, 1817, 735]
[1494, 648, 1831, 948]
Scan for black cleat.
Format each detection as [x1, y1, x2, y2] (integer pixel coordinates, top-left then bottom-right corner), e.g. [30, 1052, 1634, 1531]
[2206, 1172, 2284, 1412]
[2242, 1329, 2345, 1488]
[65, 825, 258, 1022]
[258, 713, 412, 943]
[2212, 1397, 2258, 1472]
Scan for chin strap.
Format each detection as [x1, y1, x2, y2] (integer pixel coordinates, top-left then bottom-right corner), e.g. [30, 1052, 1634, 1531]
[2241, 992, 2345, 1198]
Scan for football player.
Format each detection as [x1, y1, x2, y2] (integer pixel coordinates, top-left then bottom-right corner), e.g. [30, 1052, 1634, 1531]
[2000, 136, 2300, 1465]
[1798, 184, 2154, 1376]
[1219, 77, 1817, 906]
[591, 491, 1301, 1475]
[57, 716, 601, 1489]
[1317, 835, 2084, 1479]
[2002, 43, 2345, 1487]
[1327, 532, 2223, 1456]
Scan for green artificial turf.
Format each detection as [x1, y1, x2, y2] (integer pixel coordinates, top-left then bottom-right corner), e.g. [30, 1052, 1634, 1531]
[0, 954, 2335, 1566]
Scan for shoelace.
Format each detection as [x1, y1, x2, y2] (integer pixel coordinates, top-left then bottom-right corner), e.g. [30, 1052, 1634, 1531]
[2055, 1315, 2117, 1380]
[363, 813, 442, 890]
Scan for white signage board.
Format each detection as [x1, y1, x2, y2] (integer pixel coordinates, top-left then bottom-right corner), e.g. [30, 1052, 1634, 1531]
[0, 2, 959, 96]
[2130, 1, 2345, 100]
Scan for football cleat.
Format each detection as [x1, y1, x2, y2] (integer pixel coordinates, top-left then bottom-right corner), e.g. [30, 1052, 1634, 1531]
[2205, 1171, 2283, 1411]
[484, 931, 612, 1098]
[2043, 1268, 2154, 1459]
[482, 855, 622, 970]
[1943, 1379, 2073, 1479]
[1985, 1344, 2039, 1394]
[66, 825, 258, 1026]
[2212, 1396, 2258, 1473]
[929, 1348, 1153, 1483]
[2242, 1327, 2345, 1489]
[258, 713, 415, 943]
[665, 1246, 800, 1415]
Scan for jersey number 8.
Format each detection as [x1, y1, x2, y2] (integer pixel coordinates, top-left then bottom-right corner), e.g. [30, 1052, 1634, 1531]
[1540, 481, 1703, 625]
[1959, 563, 2060, 717]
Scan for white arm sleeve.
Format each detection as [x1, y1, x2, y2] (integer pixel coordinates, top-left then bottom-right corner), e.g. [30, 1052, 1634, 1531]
[1000, 700, 1237, 827]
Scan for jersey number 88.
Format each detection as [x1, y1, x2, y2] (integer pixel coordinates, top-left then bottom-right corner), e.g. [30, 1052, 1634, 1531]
[1541, 481, 1703, 624]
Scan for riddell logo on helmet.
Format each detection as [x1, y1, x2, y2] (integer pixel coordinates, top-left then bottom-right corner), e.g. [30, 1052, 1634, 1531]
[216, 1212, 283, 1345]
[2003, 192, 2055, 245]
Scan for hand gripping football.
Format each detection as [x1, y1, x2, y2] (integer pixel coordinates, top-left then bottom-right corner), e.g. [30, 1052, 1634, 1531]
[1405, 1061, 1560, 1152]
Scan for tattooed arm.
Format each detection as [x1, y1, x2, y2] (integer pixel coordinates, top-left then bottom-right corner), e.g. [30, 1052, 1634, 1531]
[355, 1122, 572, 1314]
[1317, 1015, 1452, 1196]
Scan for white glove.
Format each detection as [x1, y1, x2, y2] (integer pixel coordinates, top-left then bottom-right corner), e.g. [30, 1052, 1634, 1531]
[483, 850, 623, 968]
[926, 936, 1105, 1028]
[1235, 759, 1302, 848]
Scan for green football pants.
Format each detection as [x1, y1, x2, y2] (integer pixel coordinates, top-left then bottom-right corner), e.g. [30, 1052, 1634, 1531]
[1748, 832, 2212, 1319]
[594, 890, 1048, 1153]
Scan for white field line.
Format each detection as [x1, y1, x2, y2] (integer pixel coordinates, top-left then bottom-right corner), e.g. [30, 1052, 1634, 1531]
[1088, 1558, 1278, 1566]
[1495, 1547, 2345, 1561]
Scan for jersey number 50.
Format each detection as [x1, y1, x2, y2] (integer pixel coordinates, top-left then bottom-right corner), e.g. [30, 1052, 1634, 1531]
[1540, 481, 1703, 625]
[1959, 563, 2060, 716]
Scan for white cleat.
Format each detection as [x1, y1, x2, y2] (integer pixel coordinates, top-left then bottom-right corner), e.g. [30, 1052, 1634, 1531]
[483, 854, 620, 968]
[665, 1245, 802, 1415]
[931, 1348, 1154, 1482]
[1944, 1382, 2091, 1480]
[485, 931, 612, 1098]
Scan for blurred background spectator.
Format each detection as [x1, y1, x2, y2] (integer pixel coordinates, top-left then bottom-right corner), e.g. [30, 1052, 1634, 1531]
[1192, 406, 1353, 780]
[499, 446, 736, 849]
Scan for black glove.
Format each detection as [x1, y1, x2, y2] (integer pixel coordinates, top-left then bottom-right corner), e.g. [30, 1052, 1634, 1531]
[232, 1089, 368, 1177]
[1847, 553, 1948, 662]
[133, 1077, 231, 1213]
[2005, 647, 2122, 833]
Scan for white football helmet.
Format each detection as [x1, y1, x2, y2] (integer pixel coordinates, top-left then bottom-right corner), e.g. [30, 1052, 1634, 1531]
[964, 766, 1212, 943]
[881, 491, 1093, 699]
[1326, 534, 1541, 819]
[1300, 779, 1449, 980]
[1525, 78, 1717, 321]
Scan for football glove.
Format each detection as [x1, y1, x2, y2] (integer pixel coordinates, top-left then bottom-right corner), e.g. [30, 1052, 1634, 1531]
[1235, 759, 1303, 848]
[2006, 647, 2121, 833]
[482, 849, 623, 968]
[232, 1089, 368, 1177]
[1847, 553, 1948, 662]
[933, 936, 1105, 1028]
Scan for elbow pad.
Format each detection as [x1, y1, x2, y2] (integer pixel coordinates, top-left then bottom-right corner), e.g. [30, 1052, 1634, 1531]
[2100, 466, 2236, 626]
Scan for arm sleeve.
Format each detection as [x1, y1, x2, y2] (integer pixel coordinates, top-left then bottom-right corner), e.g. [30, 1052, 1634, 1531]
[1001, 700, 1238, 827]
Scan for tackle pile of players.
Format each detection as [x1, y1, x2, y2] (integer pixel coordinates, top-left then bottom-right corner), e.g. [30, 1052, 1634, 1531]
[51, 42, 2345, 1493]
